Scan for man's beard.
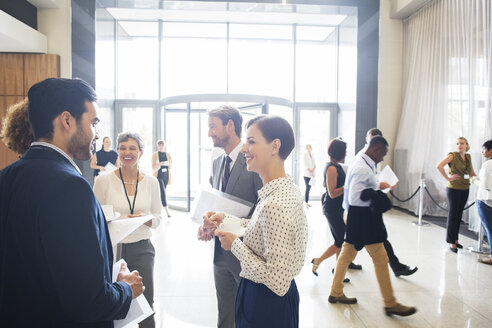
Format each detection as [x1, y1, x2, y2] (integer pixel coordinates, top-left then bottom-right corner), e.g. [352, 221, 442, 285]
[67, 124, 93, 161]
[214, 134, 230, 148]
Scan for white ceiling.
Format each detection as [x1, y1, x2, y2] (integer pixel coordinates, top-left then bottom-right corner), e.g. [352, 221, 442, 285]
[107, 8, 347, 26]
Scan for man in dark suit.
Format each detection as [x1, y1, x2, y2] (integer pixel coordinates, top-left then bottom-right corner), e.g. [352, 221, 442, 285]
[198, 106, 262, 328]
[0, 78, 143, 327]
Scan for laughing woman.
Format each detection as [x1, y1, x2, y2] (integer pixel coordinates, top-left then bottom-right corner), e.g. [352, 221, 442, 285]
[93, 132, 162, 328]
[204, 116, 308, 328]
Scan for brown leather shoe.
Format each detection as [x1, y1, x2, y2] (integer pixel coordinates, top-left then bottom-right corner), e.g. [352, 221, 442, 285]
[385, 303, 417, 316]
[478, 257, 492, 265]
[328, 294, 357, 304]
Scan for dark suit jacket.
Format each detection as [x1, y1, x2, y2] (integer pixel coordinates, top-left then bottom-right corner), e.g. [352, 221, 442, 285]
[345, 189, 391, 251]
[210, 151, 262, 264]
[0, 146, 132, 328]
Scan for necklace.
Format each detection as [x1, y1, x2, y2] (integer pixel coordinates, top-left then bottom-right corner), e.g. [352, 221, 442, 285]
[119, 168, 139, 215]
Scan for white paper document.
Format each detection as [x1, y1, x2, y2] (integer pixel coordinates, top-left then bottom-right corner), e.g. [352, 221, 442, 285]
[377, 165, 399, 193]
[99, 162, 117, 175]
[112, 259, 154, 328]
[107, 215, 153, 247]
[191, 188, 254, 225]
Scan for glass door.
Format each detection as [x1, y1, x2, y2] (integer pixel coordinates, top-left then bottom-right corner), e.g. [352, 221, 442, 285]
[115, 101, 158, 176]
[296, 103, 337, 200]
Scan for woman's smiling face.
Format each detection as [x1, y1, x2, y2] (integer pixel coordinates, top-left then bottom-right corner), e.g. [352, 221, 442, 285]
[118, 138, 142, 168]
[241, 123, 273, 174]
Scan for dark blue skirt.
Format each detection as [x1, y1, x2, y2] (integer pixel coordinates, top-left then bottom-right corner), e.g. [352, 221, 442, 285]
[235, 278, 299, 328]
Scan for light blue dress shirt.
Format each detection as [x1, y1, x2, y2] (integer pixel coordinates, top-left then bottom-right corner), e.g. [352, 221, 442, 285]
[343, 153, 379, 210]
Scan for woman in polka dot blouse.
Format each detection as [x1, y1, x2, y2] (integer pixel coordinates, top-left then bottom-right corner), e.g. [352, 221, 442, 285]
[204, 115, 308, 328]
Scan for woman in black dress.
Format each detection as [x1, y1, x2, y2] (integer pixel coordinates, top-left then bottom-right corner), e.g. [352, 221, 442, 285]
[90, 136, 119, 177]
[152, 140, 172, 217]
[311, 138, 360, 277]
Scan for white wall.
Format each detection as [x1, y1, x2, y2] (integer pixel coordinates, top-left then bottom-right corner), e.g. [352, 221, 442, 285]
[37, 0, 71, 78]
[378, 0, 404, 168]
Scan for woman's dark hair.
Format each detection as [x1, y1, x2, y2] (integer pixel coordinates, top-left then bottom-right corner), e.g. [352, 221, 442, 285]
[327, 138, 347, 162]
[246, 115, 295, 160]
[27, 78, 97, 140]
[483, 139, 492, 151]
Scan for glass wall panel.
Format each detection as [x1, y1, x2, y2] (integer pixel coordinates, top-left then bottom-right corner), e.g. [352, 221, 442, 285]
[295, 26, 338, 102]
[229, 24, 293, 100]
[161, 23, 227, 97]
[95, 106, 113, 151]
[117, 22, 159, 99]
[298, 108, 333, 198]
[165, 111, 188, 209]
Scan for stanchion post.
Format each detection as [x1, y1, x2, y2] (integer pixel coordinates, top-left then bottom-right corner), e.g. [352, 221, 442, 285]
[468, 224, 489, 254]
[413, 178, 430, 226]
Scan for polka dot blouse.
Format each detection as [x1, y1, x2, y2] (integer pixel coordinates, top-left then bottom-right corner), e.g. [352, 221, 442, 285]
[229, 175, 308, 296]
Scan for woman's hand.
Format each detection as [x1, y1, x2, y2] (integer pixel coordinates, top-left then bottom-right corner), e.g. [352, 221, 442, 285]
[203, 211, 224, 231]
[449, 173, 461, 181]
[214, 230, 238, 251]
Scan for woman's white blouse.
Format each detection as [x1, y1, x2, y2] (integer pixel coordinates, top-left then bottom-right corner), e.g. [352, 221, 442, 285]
[477, 159, 492, 207]
[229, 176, 308, 296]
[93, 171, 162, 243]
[303, 152, 315, 177]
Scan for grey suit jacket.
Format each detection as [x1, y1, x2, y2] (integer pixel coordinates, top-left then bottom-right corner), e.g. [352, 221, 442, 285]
[211, 151, 262, 264]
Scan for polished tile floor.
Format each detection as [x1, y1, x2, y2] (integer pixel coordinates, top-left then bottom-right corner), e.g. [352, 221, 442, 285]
[148, 204, 492, 328]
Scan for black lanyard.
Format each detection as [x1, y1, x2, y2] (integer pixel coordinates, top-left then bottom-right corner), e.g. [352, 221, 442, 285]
[119, 168, 139, 215]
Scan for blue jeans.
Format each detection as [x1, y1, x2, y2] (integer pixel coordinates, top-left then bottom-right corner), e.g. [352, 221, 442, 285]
[477, 200, 492, 256]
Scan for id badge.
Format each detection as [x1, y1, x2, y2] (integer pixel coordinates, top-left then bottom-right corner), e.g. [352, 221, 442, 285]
[161, 168, 168, 173]
[464, 174, 470, 179]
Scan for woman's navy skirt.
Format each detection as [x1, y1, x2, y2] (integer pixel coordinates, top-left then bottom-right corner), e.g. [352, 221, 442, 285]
[235, 278, 299, 328]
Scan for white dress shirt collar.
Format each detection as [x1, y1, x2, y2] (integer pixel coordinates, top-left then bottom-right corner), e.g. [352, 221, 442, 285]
[360, 153, 376, 172]
[30, 142, 82, 175]
[227, 142, 243, 164]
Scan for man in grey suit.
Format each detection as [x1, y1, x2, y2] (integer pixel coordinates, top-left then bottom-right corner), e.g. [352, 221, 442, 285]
[198, 105, 262, 328]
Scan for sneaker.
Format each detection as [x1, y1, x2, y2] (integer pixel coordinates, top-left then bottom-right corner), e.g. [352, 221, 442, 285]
[328, 294, 357, 304]
[478, 257, 492, 265]
[384, 303, 417, 316]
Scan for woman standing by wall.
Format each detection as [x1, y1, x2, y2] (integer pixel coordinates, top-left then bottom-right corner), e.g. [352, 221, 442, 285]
[436, 137, 476, 253]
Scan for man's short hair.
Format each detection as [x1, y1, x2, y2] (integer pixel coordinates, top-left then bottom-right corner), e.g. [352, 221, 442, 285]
[208, 105, 243, 138]
[367, 128, 383, 137]
[27, 78, 97, 140]
[246, 115, 295, 160]
[157, 140, 165, 146]
[483, 139, 492, 151]
[368, 135, 389, 149]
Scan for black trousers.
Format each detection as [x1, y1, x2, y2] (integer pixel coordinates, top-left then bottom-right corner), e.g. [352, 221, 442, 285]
[446, 187, 469, 243]
[384, 239, 404, 272]
[157, 173, 168, 207]
[303, 176, 311, 203]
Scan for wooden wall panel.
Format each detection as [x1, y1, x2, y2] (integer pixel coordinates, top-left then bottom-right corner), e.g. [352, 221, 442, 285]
[0, 54, 24, 96]
[23, 54, 60, 94]
[0, 96, 25, 169]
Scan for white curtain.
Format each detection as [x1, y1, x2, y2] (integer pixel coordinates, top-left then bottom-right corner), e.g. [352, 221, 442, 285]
[393, 0, 492, 232]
